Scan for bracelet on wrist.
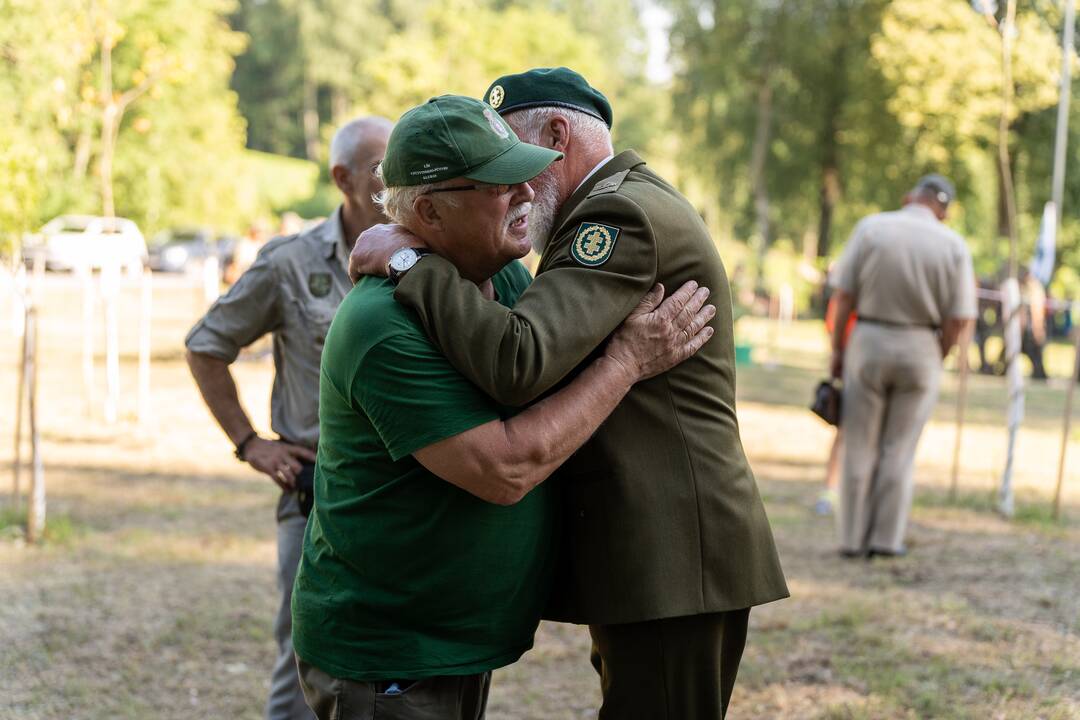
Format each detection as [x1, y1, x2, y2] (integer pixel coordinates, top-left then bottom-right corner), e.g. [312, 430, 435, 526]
[234, 431, 259, 461]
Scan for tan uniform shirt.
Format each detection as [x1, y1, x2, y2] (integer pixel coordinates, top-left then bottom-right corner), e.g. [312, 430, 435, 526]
[185, 208, 351, 448]
[832, 204, 976, 325]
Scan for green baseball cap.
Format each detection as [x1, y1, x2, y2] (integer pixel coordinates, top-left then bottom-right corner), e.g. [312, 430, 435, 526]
[381, 95, 563, 188]
[483, 67, 613, 128]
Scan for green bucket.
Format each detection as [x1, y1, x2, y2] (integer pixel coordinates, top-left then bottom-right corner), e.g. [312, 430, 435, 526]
[734, 342, 753, 366]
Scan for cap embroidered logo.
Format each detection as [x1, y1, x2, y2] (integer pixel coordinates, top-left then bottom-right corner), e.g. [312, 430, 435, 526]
[483, 108, 509, 139]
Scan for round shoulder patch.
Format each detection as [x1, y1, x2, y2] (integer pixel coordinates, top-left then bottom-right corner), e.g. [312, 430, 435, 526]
[488, 85, 505, 109]
[571, 222, 620, 267]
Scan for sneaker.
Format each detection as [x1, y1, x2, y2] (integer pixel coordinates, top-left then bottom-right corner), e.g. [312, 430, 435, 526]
[814, 490, 837, 516]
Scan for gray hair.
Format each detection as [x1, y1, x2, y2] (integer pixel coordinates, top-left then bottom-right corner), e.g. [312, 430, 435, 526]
[328, 116, 393, 174]
[508, 106, 612, 154]
[373, 164, 460, 227]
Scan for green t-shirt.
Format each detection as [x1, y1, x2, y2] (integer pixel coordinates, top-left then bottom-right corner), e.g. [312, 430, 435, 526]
[292, 260, 554, 681]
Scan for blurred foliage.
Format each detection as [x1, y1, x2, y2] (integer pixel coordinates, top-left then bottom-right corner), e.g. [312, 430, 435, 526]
[3, 0, 1080, 314]
[664, 0, 1079, 312]
[1, 0, 249, 253]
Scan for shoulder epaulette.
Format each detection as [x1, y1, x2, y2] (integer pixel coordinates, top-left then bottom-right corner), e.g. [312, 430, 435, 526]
[586, 169, 632, 198]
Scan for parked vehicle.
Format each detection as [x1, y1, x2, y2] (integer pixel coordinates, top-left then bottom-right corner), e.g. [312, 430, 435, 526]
[148, 228, 236, 274]
[23, 215, 148, 271]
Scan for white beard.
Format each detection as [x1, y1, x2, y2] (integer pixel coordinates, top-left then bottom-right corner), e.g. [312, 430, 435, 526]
[527, 172, 562, 254]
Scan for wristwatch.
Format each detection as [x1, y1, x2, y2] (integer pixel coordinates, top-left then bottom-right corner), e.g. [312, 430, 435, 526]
[387, 247, 432, 285]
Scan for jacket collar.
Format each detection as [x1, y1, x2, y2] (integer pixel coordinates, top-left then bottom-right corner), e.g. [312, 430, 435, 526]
[317, 206, 347, 262]
[550, 150, 646, 235]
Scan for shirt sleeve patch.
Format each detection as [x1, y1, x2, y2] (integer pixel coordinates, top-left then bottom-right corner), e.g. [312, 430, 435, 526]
[570, 222, 620, 267]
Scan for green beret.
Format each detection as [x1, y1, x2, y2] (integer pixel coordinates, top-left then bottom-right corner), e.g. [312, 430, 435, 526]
[482, 67, 613, 128]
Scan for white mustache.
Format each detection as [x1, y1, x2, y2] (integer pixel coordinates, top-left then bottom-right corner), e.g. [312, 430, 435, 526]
[506, 203, 532, 225]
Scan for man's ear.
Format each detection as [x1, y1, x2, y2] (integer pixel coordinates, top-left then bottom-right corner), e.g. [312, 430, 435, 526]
[413, 195, 444, 232]
[545, 115, 571, 153]
[331, 164, 353, 195]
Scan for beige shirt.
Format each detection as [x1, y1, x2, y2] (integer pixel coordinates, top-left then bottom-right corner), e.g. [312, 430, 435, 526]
[185, 208, 351, 448]
[832, 204, 976, 326]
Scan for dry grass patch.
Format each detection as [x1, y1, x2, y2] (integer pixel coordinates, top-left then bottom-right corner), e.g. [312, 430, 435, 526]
[0, 280, 1077, 719]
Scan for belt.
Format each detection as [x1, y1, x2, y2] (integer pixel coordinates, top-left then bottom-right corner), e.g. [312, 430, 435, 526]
[857, 316, 939, 331]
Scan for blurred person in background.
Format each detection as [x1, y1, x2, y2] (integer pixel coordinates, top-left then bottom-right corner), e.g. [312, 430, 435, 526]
[184, 116, 392, 720]
[829, 175, 976, 558]
[817, 273, 856, 516]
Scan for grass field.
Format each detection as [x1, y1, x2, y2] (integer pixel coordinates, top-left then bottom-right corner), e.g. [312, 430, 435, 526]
[1, 275, 1078, 719]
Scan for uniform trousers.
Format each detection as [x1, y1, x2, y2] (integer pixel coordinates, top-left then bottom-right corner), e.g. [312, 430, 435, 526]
[267, 492, 315, 720]
[588, 608, 751, 720]
[297, 660, 491, 720]
[840, 324, 941, 554]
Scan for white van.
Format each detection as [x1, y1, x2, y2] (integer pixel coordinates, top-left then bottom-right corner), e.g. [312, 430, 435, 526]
[25, 215, 149, 271]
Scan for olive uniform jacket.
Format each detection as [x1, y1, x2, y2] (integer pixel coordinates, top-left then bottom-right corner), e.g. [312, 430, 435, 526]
[394, 150, 789, 625]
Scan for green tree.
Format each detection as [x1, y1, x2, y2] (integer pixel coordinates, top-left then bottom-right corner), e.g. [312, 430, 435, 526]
[0, 0, 89, 252]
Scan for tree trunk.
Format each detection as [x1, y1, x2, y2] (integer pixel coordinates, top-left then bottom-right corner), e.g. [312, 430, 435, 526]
[749, 76, 774, 283]
[331, 87, 348, 127]
[816, 81, 844, 257]
[73, 127, 92, 180]
[99, 8, 116, 220]
[817, 153, 841, 259]
[100, 105, 118, 220]
[302, 71, 320, 162]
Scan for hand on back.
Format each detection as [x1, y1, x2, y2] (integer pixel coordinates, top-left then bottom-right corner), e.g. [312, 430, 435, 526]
[605, 281, 716, 383]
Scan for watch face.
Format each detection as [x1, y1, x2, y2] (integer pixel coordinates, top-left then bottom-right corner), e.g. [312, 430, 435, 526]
[389, 248, 417, 272]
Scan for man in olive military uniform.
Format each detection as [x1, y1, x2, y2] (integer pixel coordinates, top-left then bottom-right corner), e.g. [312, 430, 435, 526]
[350, 69, 788, 720]
[829, 175, 976, 558]
[186, 116, 392, 720]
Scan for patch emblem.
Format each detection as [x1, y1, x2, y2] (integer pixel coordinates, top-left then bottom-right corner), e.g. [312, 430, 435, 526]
[308, 272, 332, 298]
[571, 223, 620, 267]
[488, 85, 505, 109]
[483, 108, 509, 139]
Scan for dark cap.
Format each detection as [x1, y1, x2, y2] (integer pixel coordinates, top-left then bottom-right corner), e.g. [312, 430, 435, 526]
[914, 174, 956, 205]
[381, 95, 562, 188]
[482, 67, 613, 128]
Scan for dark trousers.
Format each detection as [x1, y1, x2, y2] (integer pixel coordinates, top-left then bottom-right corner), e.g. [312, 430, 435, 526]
[296, 660, 490, 720]
[588, 608, 751, 720]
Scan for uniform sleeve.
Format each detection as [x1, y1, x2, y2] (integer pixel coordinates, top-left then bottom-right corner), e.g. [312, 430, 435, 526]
[353, 333, 501, 461]
[184, 246, 284, 362]
[831, 221, 866, 295]
[949, 243, 977, 320]
[393, 193, 658, 406]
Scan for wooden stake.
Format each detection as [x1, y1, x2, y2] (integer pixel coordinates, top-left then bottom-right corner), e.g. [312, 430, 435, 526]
[12, 303, 29, 509]
[80, 264, 96, 417]
[1053, 325, 1080, 521]
[950, 326, 972, 501]
[102, 261, 120, 424]
[25, 307, 44, 543]
[137, 266, 152, 422]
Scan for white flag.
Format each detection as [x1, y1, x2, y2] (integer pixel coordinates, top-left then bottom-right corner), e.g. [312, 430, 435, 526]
[1031, 201, 1056, 286]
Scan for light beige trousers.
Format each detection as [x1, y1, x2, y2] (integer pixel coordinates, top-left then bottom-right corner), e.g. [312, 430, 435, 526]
[839, 324, 941, 553]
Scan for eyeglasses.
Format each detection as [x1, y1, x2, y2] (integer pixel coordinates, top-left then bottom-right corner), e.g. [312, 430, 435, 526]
[424, 183, 512, 197]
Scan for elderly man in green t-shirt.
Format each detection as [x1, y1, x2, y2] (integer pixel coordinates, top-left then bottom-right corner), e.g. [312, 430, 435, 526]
[290, 94, 716, 720]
